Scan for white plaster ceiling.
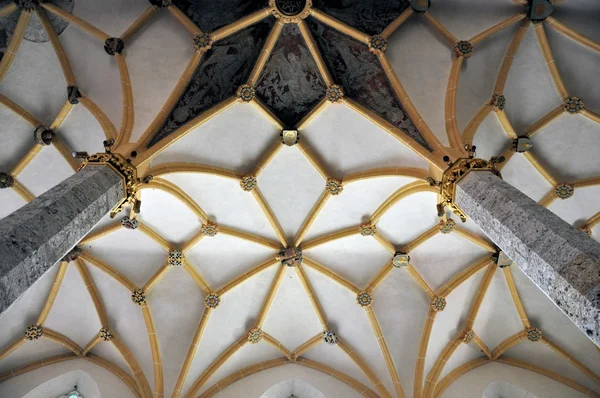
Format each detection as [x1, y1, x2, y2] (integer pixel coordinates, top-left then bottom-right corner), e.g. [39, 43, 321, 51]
[0, 1, 599, 398]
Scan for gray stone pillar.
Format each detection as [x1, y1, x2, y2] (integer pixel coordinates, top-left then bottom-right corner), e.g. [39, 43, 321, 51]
[455, 171, 600, 345]
[0, 165, 124, 315]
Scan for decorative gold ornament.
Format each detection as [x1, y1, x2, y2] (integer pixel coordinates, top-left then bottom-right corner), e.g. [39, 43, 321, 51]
[269, 0, 312, 23]
[439, 158, 501, 222]
[431, 296, 446, 312]
[281, 129, 299, 146]
[490, 93, 506, 111]
[555, 183, 574, 199]
[0, 172, 14, 189]
[359, 223, 377, 237]
[580, 224, 592, 237]
[201, 221, 219, 237]
[277, 247, 303, 267]
[62, 247, 82, 263]
[462, 330, 475, 344]
[121, 216, 138, 230]
[438, 218, 455, 234]
[25, 324, 43, 340]
[493, 251, 513, 268]
[454, 40, 473, 58]
[368, 35, 387, 53]
[194, 32, 212, 50]
[104, 37, 125, 56]
[79, 152, 138, 218]
[248, 327, 263, 344]
[563, 96, 584, 114]
[392, 252, 410, 268]
[356, 292, 372, 307]
[512, 136, 533, 153]
[205, 293, 221, 309]
[168, 249, 184, 267]
[99, 326, 114, 341]
[326, 85, 344, 103]
[131, 289, 147, 306]
[241, 176, 257, 192]
[34, 125, 55, 146]
[322, 330, 339, 345]
[527, 327, 542, 342]
[325, 178, 343, 195]
[237, 84, 255, 102]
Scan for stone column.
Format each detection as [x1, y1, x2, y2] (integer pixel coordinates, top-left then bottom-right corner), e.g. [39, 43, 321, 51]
[455, 171, 600, 345]
[0, 165, 125, 315]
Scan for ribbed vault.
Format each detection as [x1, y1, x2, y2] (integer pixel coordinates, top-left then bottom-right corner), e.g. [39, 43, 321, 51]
[0, 1, 599, 398]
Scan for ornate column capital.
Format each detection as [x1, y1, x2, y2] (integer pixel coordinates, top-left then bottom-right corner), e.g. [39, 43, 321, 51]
[79, 152, 138, 218]
[439, 158, 501, 222]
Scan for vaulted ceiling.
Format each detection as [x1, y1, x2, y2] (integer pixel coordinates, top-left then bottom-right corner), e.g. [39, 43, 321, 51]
[0, 1, 599, 398]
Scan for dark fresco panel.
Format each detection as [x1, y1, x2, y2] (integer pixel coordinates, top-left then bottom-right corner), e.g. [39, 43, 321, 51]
[172, 0, 268, 33]
[255, 24, 326, 127]
[148, 19, 274, 147]
[312, 0, 411, 36]
[307, 18, 432, 151]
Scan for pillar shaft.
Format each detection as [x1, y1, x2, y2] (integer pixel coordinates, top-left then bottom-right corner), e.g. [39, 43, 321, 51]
[456, 171, 600, 345]
[0, 165, 124, 315]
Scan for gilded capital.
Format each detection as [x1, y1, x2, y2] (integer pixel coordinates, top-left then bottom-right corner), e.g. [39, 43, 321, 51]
[79, 152, 139, 218]
[439, 158, 501, 222]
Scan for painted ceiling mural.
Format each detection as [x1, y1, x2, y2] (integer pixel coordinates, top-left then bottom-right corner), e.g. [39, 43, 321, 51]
[0, 0, 599, 398]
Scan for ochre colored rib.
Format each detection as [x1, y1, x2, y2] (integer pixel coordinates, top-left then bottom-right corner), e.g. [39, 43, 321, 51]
[252, 188, 288, 247]
[0, 11, 31, 83]
[338, 340, 392, 398]
[525, 104, 564, 137]
[37, 9, 76, 86]
[422, 12, 456, 46]
[534, 22, 568, 98]
[303, 257, 360, 294]
[211, 8, 272, 42]
[137, 50, 204, 150]
[75, 259, 109, 326]
[296, 265, 329, 329]
[256, 265, 286, 327]
[134, 96, 237, 167]
[120, 6, 158, 42]
[168, 5, 201, 36]
[381, 7, 414, 39]
[297, 20, 333, 86]
[546, 16, 600, 54]
[365, 307, 406, 398]
[469, 13, 526, 46]
[11, 144, 43, 176]
[217, 258, 277, 296]
[247, 22, 284, 86]
[292, 333, 323, 359]
[142, 178, 209, 222]
[0, 93, 41, 126]
[503, 266, 530, 328]
[37, 261, 69, 324]
[80, 96, 118, 141]
[378, 52, 447, 156]
[42, 3, 109, 41]
[311, 9, 370, 44]
[494, 19, 530, 94]
[294, 190, 331, 247]
[172, 308, 212, 398]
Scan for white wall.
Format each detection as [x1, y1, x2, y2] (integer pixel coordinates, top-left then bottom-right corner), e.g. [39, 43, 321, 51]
[442, 362, 589, 398]
[213, 364, 364, 398]
[23, 370, 99, 398]
[0, 358, 135, 398]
